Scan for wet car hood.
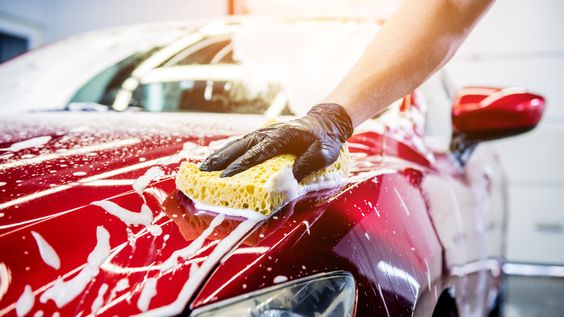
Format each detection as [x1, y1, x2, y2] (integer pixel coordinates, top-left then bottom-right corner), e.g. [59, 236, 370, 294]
[0, 111, 428, 316]
[0, 112, 280, 315]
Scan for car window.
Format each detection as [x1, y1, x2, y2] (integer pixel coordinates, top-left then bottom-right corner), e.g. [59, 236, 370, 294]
[71, 49, 159, 106]
[70, 33, 292, 115]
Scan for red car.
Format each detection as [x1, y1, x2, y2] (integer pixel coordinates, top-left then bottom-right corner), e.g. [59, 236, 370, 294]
[0, 19, 544, 316]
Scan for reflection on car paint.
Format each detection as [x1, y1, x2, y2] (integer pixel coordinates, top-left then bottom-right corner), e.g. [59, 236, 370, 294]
[0, 110, 505, 316]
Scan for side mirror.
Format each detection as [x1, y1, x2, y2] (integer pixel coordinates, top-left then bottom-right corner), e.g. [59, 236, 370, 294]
[450, 87, 545, 164]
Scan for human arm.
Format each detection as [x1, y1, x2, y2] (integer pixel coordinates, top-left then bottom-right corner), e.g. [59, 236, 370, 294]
[326, 0, 494, 127]
[200, 0, 494, 180]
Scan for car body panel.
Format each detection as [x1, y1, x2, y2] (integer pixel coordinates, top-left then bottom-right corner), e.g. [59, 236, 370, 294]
[0, 107, 505, 316]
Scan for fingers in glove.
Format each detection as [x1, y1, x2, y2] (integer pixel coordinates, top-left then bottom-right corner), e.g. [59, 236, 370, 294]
[292, 141, 340, 182]
[221, 139, 280, 177]
[200, 134, 259, 172]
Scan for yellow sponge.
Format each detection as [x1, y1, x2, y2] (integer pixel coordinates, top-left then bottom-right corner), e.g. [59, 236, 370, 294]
[176, 145, 349, 216]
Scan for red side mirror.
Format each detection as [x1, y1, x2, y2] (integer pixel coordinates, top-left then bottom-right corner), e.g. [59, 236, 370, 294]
[452, 87, 545, 141]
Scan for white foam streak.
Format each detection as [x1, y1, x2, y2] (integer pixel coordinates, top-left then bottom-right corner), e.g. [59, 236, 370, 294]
[15, 285, 34, 317]
[192, 201, 267, 221]
[137, 278, 157, 312]
[31, 231, 61, 270]
[273, 275, 288, 284]
[40, 226, 110, 308]
[135, 218, 258, 317]
[0, 138, 140, 170]
[133, 167, 164, 195]
[91, 201, 161, 236]
[0, 263, 9, 301]
[303, 221, 311, 235]
[160, 214, 225, 271]
[90, 283, 108, 314]
[0, 136, 51, 152]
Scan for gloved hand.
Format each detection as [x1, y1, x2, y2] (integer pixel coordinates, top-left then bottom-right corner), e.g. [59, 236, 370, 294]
[199, 103, 353, 182]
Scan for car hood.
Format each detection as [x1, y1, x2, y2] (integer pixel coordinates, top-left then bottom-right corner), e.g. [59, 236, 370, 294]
[0, 112, 276, 315]
[0, 111, 425, 316]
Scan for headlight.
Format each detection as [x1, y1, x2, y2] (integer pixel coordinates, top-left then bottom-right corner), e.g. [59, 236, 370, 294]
[191, 271, 356, 317]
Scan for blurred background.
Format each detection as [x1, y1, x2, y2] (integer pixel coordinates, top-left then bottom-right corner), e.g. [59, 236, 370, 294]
[1, 0, 562, 315]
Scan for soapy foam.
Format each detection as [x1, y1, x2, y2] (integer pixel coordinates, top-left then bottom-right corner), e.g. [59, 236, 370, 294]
[15, 285, 34, 317]
[192, 201, 267, 221]
[91, 201, 161, 236]
[40, 226, 110, 308]
[189, 169, 346, 219]
[160, 214, 225, 271]
[133, 167, 164, 195]
[135, 218, 258, 317]
[273, 275, 288, 284]
[31, 231, 61, 270]
[90, 283, 108, 314]
[0, 136, 51, 152]
[137, 278, 157, 312]
[115, 278, 129, 292]
[0, 263, 9, 301]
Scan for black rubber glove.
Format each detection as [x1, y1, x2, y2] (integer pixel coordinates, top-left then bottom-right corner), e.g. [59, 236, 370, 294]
[199, 103, 353, 182]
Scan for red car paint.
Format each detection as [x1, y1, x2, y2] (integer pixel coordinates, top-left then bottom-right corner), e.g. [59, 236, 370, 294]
[0, 88, 537, 317]
[452, 86, 545, 138]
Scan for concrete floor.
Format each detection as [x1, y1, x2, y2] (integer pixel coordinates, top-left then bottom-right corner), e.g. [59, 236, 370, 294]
[503, 275, 564, 317]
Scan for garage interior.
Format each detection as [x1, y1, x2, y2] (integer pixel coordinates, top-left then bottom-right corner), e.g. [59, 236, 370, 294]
[0, 0, 562, 316]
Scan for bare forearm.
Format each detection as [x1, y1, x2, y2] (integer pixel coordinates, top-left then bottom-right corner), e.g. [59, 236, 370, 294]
[324, 0, 494, 127]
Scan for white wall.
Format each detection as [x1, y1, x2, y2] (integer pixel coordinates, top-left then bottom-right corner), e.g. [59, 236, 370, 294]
[0, 0, 50, 47]
[447, 0, 564, 264]
[0, 0, 227, 45]
[46, 0, 227, 41]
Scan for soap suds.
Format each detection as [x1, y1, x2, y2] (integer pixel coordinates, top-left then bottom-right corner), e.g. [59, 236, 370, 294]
[107, 278, 129, 303]
[265, 166, 299, 202]
[72, 171, 87, 176]
[302, 221, 310, 235]
[91, 201, 161, 236]
[16, 285, 34, 317]
[161, 142, 213, 165]
[0, 263, 10, 301]
[40, 226, 110, 308]
[33, 310, 43, 317]
[90, 283, 108, 314]
[137, 278, 157, 312]
[0, 136, 51, 152]
[0, 182, 6, 187]
[133, 166, 164, 195]
[31, 231, 61, 270]
[135, 218, 258, 317]
[115, 278, 129, 292]
[192, 201, 267, 221]
[160, 214, 225, 271]
[273, 275, 288, 284]
[189, 169, 345, 220]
